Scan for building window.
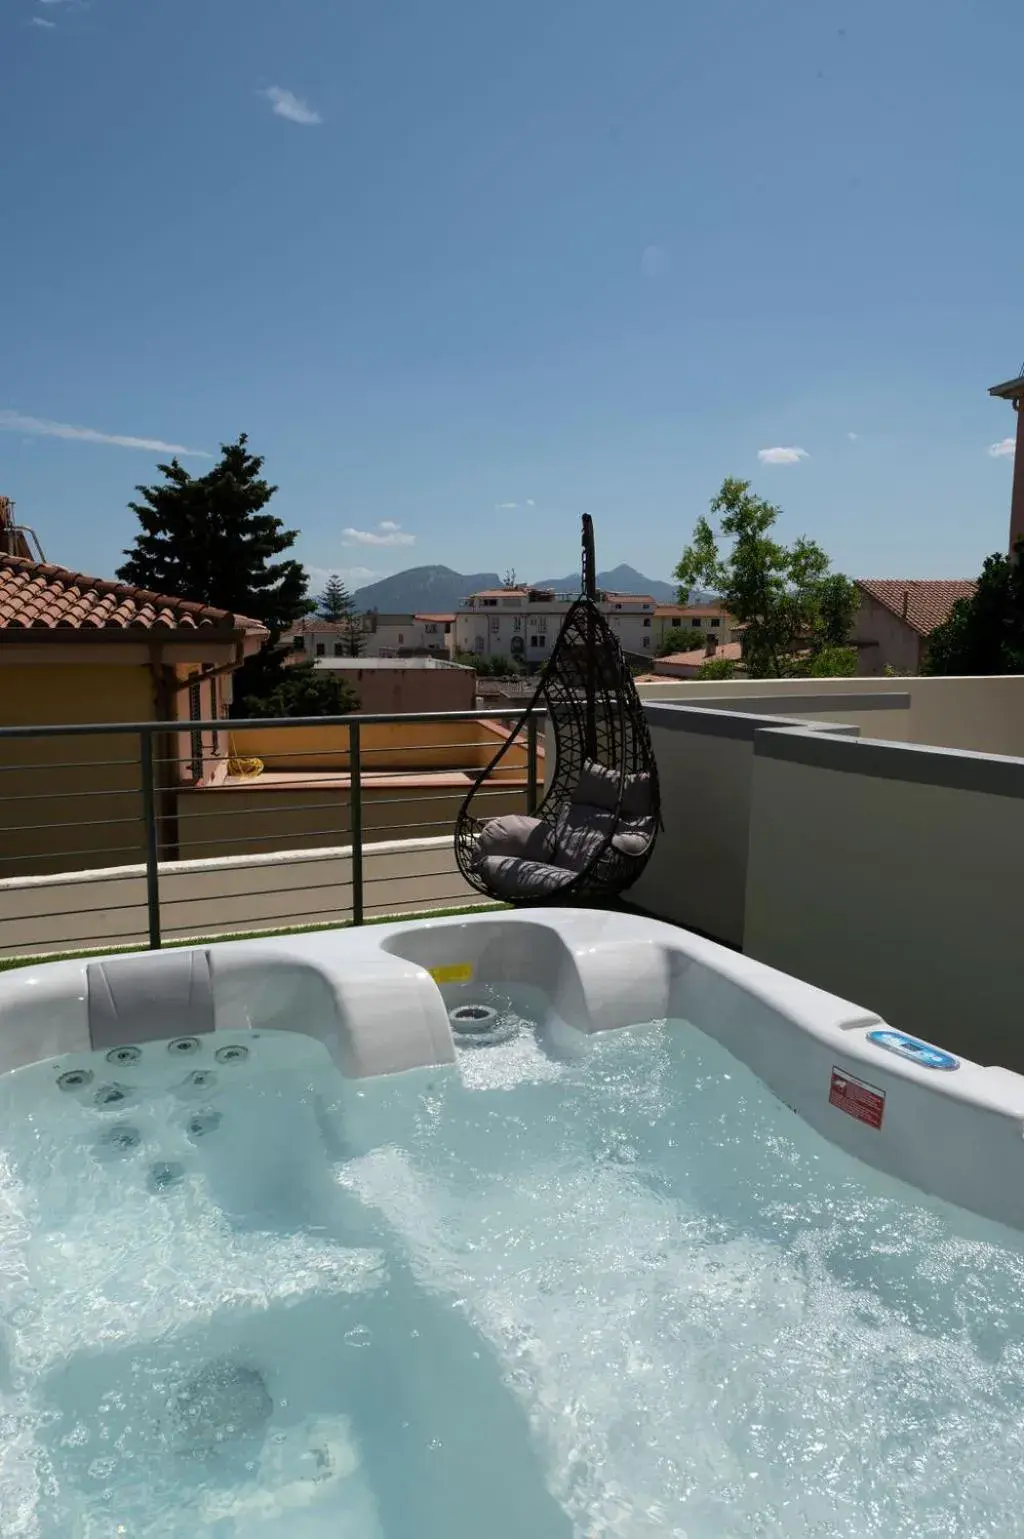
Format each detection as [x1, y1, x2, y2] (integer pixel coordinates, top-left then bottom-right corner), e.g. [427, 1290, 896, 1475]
[482, 598, 497, 607]
[710, 617, 721, 629]
[530, 633, 546, 648]
[398, 634, 404, 645]
[334, 643, 343, 656]
[490, 616, 500, 633]
[643, 617, 651, 628]
[642, 636, 650, 649]
[513, 616, 522, 632]
[315, 642, 325, 656]
[425, 623, 437, 634]
[691, 619, 702, 629]
[293, 635, 305, 650]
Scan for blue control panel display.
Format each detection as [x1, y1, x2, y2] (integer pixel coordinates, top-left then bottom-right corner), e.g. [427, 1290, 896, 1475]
[866, 1029, 960, 1072]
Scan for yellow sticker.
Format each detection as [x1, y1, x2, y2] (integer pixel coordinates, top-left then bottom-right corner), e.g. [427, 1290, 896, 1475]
[428, 962, 474, 985]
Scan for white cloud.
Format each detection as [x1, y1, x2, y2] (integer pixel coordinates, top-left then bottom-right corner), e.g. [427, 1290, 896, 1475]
[263, 87, 322, 126]
[757, 446, 809, 465]
[31, 16, 56, 27]
[495, 501, 518, 510]
[847, 431, 859, 441]
[526, 498, 535, 507]
[307, 564, 379, 588]
[640, 244, 669, 277]
[988, 437, 1015, 459]
[0, 410, 210, 458]
[342, 521, 415, 548]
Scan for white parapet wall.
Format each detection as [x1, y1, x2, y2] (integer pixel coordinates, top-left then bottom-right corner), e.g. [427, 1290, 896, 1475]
[0, 836, 490, 960]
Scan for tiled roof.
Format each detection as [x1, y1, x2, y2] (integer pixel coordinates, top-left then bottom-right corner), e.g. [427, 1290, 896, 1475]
[0, 553, 266, 635]
[657, 641, 744, 669]
[655, 603, 729, 618]
[855, 579, 976, 637]
[414, 613, 455, 623]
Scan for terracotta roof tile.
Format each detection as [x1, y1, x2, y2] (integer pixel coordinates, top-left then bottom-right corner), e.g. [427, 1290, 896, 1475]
[855, 579, 976, 637]
[0, 553, 267, 635]
[656, 641, 744, 668]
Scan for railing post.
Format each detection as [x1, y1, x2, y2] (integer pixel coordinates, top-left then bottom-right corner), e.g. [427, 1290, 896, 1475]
[139, 727, 162, 949]
[349, 719, 364, 925]
[526, 711, 539, 815]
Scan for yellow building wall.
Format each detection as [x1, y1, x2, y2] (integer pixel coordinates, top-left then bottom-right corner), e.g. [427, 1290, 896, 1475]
[229, 718, 530, 778]
[0, 664, 157, 878]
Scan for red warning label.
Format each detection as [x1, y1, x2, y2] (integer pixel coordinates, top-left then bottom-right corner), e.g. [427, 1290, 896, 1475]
[829, 1067, 885, 1130]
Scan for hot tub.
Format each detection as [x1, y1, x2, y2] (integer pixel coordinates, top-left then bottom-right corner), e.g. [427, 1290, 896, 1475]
[1, 908, 1024, 1537]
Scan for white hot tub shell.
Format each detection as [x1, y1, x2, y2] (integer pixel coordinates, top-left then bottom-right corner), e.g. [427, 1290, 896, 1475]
[0, 907, 1021, 1232]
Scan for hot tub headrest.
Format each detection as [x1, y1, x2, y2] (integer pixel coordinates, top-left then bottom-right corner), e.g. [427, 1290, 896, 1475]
[87, 949, 215, 1051]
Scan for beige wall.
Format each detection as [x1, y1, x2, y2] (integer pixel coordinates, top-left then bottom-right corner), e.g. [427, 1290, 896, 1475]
[175, 779, 525, 862]
[0, 837, 491, 959]
[850, 592, 922, 676]
[636, 675, 1024, 756]
[0, 664, 155, 877]
[229, 717, 530, 776]
[744, 741, 1024, 1070]
[323, 665, 475, 715]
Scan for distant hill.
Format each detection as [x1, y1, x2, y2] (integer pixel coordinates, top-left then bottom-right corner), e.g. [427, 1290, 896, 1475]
[352, 561, 712, 613]
[531, 563, 713, 605]
[353, 566, 501, 613]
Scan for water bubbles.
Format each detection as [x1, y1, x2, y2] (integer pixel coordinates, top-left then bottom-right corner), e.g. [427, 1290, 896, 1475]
[186, 1110, 222, 1142]
[94, 1084, 131, 1109]
[97, 1124, 141, 1156]
[147, 1161, 185, 1194]
[343, 1325, 372, 1349]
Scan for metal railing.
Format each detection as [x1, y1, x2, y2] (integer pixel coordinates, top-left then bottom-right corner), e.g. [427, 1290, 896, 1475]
[0, 707, 543, 961]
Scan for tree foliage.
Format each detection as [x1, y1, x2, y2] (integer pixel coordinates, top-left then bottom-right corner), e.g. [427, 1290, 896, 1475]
[658, 626, 703, 657]
[117, 434, 315, 713]
[317, 574, 365, 655]
[923, 545, 1024, 676]
[240, 660, 360, 718]
[697, 656, 737, 680]
[673, 478, 857, 679]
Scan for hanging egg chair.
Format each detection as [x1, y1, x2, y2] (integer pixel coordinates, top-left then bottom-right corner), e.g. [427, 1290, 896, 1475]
[454, 514, 661, 904]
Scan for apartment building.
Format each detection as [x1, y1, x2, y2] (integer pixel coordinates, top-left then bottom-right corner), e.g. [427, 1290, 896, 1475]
[284, 613, 454, 659]
[454, 586, 662, 660]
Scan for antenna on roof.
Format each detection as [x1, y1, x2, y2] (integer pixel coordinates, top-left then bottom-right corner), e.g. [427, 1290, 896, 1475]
[0, 497, 46, 562]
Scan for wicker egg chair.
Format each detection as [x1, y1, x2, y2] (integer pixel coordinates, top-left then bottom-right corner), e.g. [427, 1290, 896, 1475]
[454, 515, 661, 905]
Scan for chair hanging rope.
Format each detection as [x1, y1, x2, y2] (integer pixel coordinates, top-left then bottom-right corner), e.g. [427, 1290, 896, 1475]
[454, 514, 661, 905]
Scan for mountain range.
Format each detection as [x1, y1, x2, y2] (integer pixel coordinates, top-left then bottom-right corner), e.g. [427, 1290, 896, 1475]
[353, 563, 691, 613]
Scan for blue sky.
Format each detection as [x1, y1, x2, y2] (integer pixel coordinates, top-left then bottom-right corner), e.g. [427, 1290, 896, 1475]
[2, 0, 1023, 593]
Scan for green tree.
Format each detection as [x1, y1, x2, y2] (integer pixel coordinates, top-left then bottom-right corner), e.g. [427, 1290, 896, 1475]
[697, 655, 737, 680]
[316, 576, 365, 657]
[674, 478, 857, 678]
[117, 434, 314, 710]
[240, 660, 360, 718]
[658, 626, 703, 657]
[318, 574, 355, 621]
[924, 544, 1024, 675]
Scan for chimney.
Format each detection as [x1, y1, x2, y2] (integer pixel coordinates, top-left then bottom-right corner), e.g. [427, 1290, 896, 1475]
[901, 588, 909, 622]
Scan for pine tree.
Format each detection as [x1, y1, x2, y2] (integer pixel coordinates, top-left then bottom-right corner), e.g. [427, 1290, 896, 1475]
[117, 434, 310, 632]
[318, 574, 355, 621]
[117, 434, 315, 711]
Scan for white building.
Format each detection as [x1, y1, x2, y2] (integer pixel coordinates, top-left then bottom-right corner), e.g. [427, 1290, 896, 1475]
[284, 613, 454, 660]
[454, 586, 733, 662]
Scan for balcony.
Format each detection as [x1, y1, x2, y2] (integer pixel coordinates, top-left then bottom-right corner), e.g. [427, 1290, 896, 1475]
[1, 675, 1023, 1071]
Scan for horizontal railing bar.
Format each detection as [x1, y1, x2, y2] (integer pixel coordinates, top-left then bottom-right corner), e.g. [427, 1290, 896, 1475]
[159, 883, 354, 911]
[1, 813, 147, 836]
[0, 759, 141, 774]
[0, 786, 143, 805]
[0, 708, 544, 742]
[0, 842, 149, 867]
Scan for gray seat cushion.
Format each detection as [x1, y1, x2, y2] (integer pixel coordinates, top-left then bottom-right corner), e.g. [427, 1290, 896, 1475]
[474, 813, 558, 864]
[476, 855, 576, 900]
[572, 760, 652, 818]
